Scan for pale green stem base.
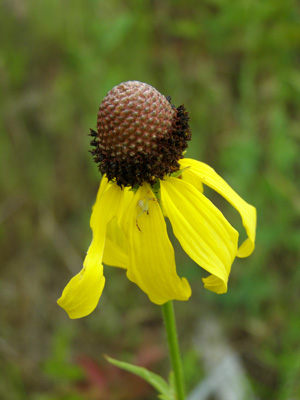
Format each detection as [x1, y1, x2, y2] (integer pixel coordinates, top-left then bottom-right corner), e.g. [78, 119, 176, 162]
[161, 301, 185, 400]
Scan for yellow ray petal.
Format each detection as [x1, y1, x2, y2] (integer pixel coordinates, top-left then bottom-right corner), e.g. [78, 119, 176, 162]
[87, 181, 123, 267]
[161, 177, 239, 294]
[181, 166, 204, 193]
[116, 185, 135, 225]
[103, 186, 133, 269]
[57, 264, 105, 319]
[122, 183, 191, 304]
[180, 158, 256, 257]
[57, 181, 123, 318]
[97, 174, 110, 197]
[103, 217, 128, 269]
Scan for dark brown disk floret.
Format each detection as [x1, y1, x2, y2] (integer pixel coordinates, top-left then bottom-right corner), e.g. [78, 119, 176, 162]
[90, 81, 191, 187]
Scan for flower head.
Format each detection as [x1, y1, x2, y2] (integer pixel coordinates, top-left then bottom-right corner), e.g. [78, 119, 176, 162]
[58, 81, 256, 319]
[90, 81, 191, 187]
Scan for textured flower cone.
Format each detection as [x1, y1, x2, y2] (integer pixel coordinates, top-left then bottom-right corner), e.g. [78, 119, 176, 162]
[90, 81, 191, 187]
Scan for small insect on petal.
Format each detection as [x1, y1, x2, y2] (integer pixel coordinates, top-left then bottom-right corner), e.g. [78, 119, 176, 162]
[136, 197, 157, 232]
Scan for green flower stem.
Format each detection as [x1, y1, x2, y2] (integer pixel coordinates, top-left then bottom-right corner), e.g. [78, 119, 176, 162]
[162, 301, 185, 400]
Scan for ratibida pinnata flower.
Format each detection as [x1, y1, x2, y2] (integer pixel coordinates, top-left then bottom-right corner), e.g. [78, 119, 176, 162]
[57, 81, 256, 319]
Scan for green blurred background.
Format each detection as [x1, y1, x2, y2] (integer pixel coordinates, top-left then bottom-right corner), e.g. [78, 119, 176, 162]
[1, 0, 299, 399]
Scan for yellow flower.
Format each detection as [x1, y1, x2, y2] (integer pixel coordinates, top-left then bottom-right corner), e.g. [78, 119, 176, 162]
[57, 81, 256, 319]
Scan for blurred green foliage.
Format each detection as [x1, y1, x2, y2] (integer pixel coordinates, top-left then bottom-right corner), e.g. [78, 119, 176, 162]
[0, 0, 299, 399]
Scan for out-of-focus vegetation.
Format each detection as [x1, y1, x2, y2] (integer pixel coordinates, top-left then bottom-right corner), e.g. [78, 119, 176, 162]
[0, 1, 299, 399]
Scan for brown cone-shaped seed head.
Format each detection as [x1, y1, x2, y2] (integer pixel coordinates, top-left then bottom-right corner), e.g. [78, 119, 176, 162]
[90, 81, 191, 187]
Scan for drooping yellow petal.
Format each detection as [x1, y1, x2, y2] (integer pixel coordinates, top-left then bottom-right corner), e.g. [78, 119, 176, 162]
[181, 166, 204, 193]
[180, 158, 256, 258]
[86, 181, 123, 268]
[97, 174, 110, 198]
[57, 264, 105, 320]
[103, 217, 128, 269]
[116, 185, 135, 226]
[121, 183, 191, 304]
[57, 180, 123, 318]
[102, 186, 134, 269]
[161, 177, 239, 294]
